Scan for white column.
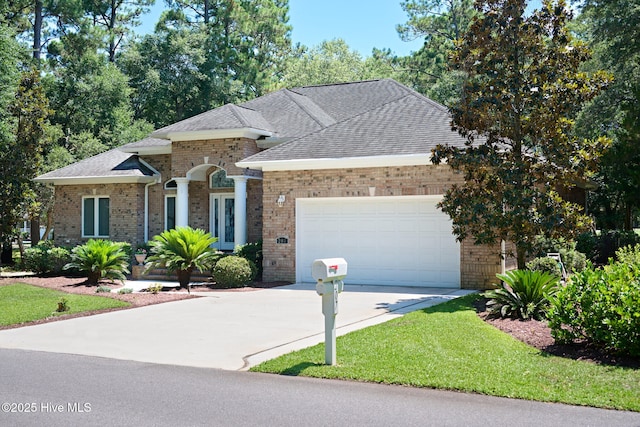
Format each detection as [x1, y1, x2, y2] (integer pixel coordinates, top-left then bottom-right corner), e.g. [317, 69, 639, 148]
[232, 176, 248, 247]
[174, 178, 190, 228]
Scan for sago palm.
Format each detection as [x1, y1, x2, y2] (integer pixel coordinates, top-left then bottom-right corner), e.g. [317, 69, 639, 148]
[64, 239, 130, 285]
[483, 269, 560, 320]
[144, 227, 219, 292]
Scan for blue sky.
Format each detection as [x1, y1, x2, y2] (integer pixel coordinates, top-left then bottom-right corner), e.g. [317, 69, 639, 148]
[138, 0, 424, 57]
[138, 0, 545, 57]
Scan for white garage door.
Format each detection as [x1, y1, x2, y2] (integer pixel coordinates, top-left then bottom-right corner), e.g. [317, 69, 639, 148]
[296, 196, 460, 288]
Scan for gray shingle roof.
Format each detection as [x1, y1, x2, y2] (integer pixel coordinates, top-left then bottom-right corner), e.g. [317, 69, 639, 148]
[35, 149, 157, 182]
[121, 137, 171, 150]
[152, 104, 274, 137]
[38, 79, 468, 181]
[240, 92, 464, 162]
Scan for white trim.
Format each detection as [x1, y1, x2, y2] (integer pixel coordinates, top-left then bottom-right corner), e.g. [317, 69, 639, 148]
[33, 176, 158, 185]
[81, 196, 110, 238]
[236, 153, 433, 172]
[120, 145, 171, 155]
[152, 127, 272, 142]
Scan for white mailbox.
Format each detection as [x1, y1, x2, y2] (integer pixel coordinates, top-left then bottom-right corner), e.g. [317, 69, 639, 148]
[312, 257, 347, 366]
[312, 258, 348, 282]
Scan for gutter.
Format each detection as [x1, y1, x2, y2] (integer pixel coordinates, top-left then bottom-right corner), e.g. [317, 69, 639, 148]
[144, 177, 162, 242]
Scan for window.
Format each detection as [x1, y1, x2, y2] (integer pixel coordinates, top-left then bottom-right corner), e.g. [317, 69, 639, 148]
[210, 169, 234, 189]
[82, 197, 109, 237]
[165, 195, 176, 230]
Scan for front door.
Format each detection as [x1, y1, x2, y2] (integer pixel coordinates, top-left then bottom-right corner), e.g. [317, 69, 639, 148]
[210, 194, 235, 251]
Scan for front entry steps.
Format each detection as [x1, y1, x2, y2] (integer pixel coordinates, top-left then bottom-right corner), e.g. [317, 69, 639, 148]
[130, 265, 212, 282]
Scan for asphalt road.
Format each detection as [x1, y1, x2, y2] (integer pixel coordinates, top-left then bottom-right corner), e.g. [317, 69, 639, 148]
[1, 349, 639, 427]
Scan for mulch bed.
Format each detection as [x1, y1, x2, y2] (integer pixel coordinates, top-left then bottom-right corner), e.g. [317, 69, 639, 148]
[474, 297, 640, 368]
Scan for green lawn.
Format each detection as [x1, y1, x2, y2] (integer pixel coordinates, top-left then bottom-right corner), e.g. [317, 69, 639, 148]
[251, 294, 640, 411]
[0, 283, 130, 327]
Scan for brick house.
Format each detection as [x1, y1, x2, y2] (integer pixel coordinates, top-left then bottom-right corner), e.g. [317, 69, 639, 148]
[36, 79, 511, 289]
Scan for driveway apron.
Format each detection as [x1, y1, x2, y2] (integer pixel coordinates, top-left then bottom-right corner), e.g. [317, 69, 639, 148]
[0, 284, 473, 370]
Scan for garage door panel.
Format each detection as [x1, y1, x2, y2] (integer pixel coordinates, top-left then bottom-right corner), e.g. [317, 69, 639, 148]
[297, 197, 460, 288]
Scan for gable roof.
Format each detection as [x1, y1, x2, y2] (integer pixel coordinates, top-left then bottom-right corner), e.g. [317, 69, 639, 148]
[36, 79, 467, 183]
[237, 82, 465, 171]
[34, 148, 159, 185]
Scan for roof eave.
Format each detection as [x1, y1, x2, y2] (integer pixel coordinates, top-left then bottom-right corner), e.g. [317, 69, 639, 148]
[152, 128, 273, 142]
[33, 175, 159, 186]
[236, 154, 434, 172]
[120, 145, 172, 155]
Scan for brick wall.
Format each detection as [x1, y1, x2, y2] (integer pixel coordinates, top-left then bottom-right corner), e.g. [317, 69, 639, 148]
[53, 183, 144, 247]
[261, 165, 503, 289]
[171, 138, 261, 178]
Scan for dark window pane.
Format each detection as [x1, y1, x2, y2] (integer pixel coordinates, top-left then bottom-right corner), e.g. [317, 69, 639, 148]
[166, 197, 176, 230]
[83, 198, 95, 236]
[98, 198, 109, 236]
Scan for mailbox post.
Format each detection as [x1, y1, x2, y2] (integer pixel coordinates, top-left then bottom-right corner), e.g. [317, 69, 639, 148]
[312, 258, 347, 366]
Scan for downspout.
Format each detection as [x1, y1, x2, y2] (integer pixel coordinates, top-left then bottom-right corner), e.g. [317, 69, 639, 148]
[144, 177, 161, 242]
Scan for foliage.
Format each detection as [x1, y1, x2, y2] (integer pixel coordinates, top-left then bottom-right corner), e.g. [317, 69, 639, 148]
[213, 255, 255, 288]
[124, 0, 291, 127]
[397, 0, 475, 105]
[117, 287, 133, 294]
[22, 240, 71, 274]
[530, 236, 587, 274]
[146, 283, 163, 294]
[431, 0, 611, 268]
[483, 270, 560, 320]
[279, 39, 398, 88]
[44, 49, 152, 151]
[95, 285, 112, 293]
[577, 230, 640, 265]
[572, 0, 640, 230]
[252, 294, 640, 411]
[235, 240, 262, 279]
[549, 251, 640, 357]
[0, 49, 44, 262]
[0, 283, 129, 325]
[64, 239, 131, 285]
[526, 257, 562, 278]
[144, 226, 219, 291]
[56, 297, 69, 312]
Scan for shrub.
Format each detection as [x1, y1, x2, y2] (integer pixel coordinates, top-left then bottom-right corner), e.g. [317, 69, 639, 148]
[95, 286, 112, 293]
[22, 241, 71, 275]
[213, 256, 255, 288]
[530, 235, 587, 275]
[526, 257, 562, 277]
[235, 240, 262, 279]
[64, 239, 130, 285]
[146, 283, 163, 294]
[483, 270, 560, 321]
[145, 227, 219, 293]
[548, 249, 640, 357]
[118, 288, 133, 294]
[559, 248, 587, 274]
[56, 297, 69, 313]
[578, 230, 640, 265]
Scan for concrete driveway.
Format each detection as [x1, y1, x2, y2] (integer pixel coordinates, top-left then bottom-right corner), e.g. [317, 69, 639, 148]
[0, 283, 473, 370]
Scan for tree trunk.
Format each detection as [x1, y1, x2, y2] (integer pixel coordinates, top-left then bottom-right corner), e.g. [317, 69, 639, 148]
[41, 205, 54, 241]
[624, 203, 632, 231]
[177, 268, 192, 293]
[88, 271, 100, 286]
[33, 0, 43, 61]
[516, 245, 526, 270]
[1, 239, 13, 265]
[30, 217, 40, 246]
